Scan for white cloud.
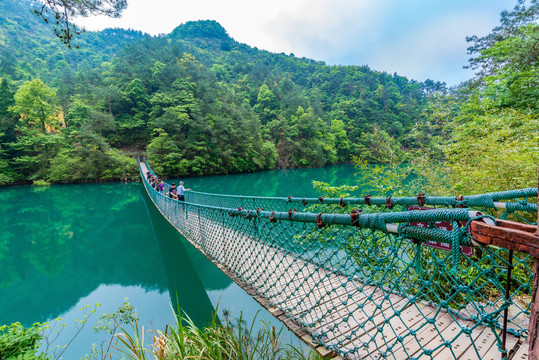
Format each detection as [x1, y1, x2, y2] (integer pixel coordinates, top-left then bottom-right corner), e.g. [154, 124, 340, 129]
[76, 0, 509, 85]
[363, 12, 497, 83]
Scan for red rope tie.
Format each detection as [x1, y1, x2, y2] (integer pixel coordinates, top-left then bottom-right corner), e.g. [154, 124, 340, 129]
[319, 196, 324, 203]
[316, 213, 324, 228]
[269, 211, 277, 223]
[386, 196, 393, 209]
[350, 210, 360, 227]
[340, 198, 346, 207]
[364, 194, 371, 206]
[417, 193, 425, 207]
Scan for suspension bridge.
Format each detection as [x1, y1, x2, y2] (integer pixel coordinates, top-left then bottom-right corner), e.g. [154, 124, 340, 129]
[139, 160, 539, 360]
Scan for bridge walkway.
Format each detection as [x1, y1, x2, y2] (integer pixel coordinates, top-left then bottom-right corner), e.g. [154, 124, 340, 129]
[140, 161, 532, 359]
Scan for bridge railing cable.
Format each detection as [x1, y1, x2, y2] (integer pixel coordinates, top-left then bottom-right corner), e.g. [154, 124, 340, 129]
[140, 161, 534, 360]
[144, 160, 537, 220]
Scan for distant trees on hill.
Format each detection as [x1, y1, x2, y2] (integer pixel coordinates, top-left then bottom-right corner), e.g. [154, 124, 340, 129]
[0, 0, 444, 184]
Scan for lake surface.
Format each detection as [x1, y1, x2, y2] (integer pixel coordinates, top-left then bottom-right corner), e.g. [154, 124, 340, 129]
[0, 164, 358, 358]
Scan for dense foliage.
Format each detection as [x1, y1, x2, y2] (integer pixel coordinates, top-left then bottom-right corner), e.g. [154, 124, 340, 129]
[2, 0, 534, 190]
[0, 0, 438, 184]
[0, 322, 49, 359]
[406, 0, 539, 194]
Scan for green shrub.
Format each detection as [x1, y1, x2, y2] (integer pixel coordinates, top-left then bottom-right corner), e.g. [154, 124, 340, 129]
[0, 322, 50, 359]
[32, 179, 51, 186]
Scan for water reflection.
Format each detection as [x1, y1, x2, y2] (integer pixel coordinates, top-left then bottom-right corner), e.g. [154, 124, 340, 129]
[0, 183, 233, 317]
[0, 183, 167, 325]
[141, 187, 222, 326]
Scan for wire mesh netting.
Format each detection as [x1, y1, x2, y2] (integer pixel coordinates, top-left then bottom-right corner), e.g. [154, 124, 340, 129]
[141, 162, 537, 360]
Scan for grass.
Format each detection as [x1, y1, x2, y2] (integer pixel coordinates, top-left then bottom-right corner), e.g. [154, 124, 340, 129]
[113, 303, 323, 360]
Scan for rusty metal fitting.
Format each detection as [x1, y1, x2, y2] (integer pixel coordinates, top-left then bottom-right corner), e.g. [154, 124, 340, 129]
[456, 195, 465, 208]
[350, 210, 360, 227]
[288, 195, 292, 202]
[269, 211, 277, 223]
[386, 197, 393, 209]
[340, 198, 346, 207]
[319, 196, 324, 203]
[365, 194, 371, 206]
[316, 213, 324, 228]
[417, 193, 425, 207]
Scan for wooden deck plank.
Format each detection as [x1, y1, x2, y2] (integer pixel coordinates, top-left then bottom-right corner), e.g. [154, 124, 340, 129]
[313, 288, 400, 334]
[318, 294, 411, 350]
[510, 340, 529, 360]
[303, 286, 385, 340]
[354, 302, 439, 359]
[432, 320, 493, 359]
[390, 311, 456, 359]
[458, 326, 504, 360]
[292, 283, 377, 333]
[480, 335, 520, 360]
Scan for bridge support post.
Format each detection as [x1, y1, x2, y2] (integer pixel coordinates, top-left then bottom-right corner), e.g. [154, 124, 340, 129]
[530, 258, 539, 360]
[530, 168, 539, 360]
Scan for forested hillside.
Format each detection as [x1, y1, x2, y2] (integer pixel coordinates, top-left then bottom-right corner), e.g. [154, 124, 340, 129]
[0, 0, 438, 184]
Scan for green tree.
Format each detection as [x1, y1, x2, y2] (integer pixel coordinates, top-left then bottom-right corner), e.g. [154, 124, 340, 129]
[147, 128, 186, 176]
[0, 78, 14, 118]
[466, 0, 539, 111]
[444, 103, 539, 193]
[83, 109, 116, 137]
[358, 127, 401, 163]
[467, 0, 539, 79]
[0, 78, 16, 143]
[10, 79, 58, 133]
[0, 131, 13, 185]
[34, 0, 127, 47]
[329, 119, 351, 160]
[8, 129, 64, 180]
[254, 84, 277, 124]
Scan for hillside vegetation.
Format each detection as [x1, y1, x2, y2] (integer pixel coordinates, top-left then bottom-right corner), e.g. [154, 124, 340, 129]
[2, 0, 536, 194]
[0, 0, 438, 184]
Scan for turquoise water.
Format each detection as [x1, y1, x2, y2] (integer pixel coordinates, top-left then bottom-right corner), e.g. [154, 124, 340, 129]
[0, 164, 358, 358]
[176, 163, 358, 197]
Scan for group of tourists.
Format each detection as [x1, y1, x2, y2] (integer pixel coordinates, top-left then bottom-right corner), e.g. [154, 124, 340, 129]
[146, 172, 190, 201]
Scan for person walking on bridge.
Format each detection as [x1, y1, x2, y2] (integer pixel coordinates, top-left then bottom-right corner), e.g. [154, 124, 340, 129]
[177, 181, 191, 201]
[156, 178, 165, 193]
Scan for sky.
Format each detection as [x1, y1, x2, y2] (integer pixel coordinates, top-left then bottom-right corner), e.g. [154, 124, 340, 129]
[76, 0, 514, 86]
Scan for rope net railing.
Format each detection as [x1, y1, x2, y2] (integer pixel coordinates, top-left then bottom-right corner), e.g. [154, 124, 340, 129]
[143, 161, 538, 222]
[141, 162, 535, 360]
